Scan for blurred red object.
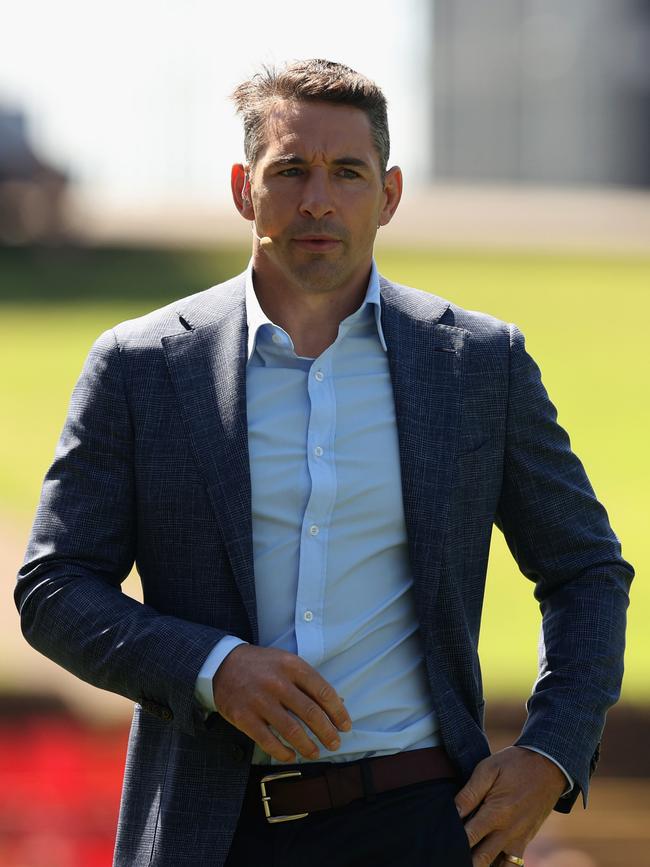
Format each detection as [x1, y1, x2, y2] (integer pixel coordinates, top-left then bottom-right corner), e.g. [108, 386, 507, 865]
[0, 717, 128, 867]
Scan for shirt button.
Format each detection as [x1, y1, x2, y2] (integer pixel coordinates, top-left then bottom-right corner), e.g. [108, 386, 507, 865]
[272, 332, 283, 345]
[314, 370, 324, 382]
[309, 524, 320, 536]
[303, 610, 314, 622]
[313, 446, 324, 457]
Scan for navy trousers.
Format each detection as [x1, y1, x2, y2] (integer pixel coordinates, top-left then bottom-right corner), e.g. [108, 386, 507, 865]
[224, 762, 473, 867]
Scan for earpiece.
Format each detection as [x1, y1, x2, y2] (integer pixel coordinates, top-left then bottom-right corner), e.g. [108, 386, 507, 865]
[241, 174, 250, 205]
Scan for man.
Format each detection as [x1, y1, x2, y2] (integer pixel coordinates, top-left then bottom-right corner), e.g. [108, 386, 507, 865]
[16, 60, 633, 867]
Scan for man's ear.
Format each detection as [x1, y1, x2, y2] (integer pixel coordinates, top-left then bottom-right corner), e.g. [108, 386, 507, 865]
[231, 163, 255, 221]
[378, 165, 403, 228]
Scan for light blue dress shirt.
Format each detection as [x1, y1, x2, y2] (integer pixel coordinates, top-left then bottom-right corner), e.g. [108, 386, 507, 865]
[195, 261, 573, 792]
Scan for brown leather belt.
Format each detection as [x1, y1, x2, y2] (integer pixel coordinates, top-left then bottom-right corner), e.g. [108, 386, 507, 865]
[246, 746, 458, 823]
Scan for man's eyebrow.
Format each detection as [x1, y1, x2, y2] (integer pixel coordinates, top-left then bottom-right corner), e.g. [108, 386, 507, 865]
[268, 155, 307, 168]
[267, 155, 370, 169]
[332, 157, 370, 169]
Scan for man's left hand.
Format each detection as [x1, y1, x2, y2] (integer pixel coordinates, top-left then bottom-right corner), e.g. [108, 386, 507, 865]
[454, 746, 568, 867]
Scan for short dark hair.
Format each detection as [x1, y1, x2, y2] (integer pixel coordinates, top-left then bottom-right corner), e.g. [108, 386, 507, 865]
[231, 59, 390, 173]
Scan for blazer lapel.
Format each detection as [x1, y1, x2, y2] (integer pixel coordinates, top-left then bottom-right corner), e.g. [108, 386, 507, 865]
[161, 278, 258, 642]
[380, 278, 468, 625]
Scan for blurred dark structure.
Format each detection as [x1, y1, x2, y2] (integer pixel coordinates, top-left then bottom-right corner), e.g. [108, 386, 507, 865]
[432, 0, 650, 187]
[0, 107, 70, 245]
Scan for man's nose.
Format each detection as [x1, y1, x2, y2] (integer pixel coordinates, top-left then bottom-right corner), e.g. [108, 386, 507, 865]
[298, 169, 335, 220]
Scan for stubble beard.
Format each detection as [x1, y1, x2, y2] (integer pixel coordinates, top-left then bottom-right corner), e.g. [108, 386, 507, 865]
[279, 233, 375, 297]
[286, 252, 352, 295]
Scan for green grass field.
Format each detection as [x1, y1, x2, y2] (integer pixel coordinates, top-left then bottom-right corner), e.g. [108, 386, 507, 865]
[1, 245, 647, 702]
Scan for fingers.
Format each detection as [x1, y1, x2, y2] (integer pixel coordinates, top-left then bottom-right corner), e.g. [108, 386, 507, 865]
[454, 751, 538, 865]
[455, 756, 498, 819]
[496, 853, 526, 867]
[462, 798, 508, 858]
[244, 677, 348, 761]
[294, 664, 352, 733]
[224, 698, 318, 763]
[466, 832, 526, 867]
[241, 717, 297, 764]
[212, 645, 352, 762]
[256, 654, 351, 752]
[460, 782, 530, 860]
[281, 683, 346, 754]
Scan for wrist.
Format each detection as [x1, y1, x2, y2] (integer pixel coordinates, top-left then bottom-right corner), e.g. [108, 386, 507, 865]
[514, 746, 567, 796]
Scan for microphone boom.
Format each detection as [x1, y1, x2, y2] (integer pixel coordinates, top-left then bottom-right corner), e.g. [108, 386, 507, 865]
[252, 225, 273, 248]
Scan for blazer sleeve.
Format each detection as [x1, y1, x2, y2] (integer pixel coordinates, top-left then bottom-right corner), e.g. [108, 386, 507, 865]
[15, 329, 228, 738]
[494, 324, 634, 812]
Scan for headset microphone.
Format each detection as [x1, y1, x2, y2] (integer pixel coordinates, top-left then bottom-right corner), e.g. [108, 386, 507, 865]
[252, 226, 273, 248]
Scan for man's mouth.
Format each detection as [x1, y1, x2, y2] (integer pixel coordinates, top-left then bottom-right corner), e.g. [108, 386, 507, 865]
[292, 235, 341, 252]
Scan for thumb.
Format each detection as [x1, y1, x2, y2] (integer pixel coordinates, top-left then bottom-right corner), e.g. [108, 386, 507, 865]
[454, 757, 497, 819]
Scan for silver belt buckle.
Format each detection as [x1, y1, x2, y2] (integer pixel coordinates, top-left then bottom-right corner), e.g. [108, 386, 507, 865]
[260, 771, 309, 823]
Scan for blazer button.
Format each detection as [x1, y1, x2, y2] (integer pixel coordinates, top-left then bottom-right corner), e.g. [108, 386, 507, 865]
[160, 707, 173, 722]
[229, 743, 246, 763]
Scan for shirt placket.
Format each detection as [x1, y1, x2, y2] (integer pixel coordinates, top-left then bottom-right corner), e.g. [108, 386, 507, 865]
[295, 349, 338, 667]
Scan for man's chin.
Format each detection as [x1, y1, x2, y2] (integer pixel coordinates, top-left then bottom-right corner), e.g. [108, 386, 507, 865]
[284, 258, 351, 294]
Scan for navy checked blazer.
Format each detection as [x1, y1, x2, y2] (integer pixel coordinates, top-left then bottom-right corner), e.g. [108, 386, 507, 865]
[16, 273, 633, 867]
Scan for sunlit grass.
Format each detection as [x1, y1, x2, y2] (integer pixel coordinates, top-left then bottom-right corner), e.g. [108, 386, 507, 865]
[1, 245, 647, 701]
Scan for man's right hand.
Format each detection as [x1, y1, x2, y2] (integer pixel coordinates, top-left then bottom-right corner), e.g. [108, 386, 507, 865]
[212, 644, 352, 762]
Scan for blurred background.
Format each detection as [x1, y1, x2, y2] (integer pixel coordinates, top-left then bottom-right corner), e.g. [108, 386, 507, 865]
[1, 1, 648, 864]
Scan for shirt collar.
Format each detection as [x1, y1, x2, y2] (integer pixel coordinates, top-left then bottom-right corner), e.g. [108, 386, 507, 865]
[245, 259, 387, 361]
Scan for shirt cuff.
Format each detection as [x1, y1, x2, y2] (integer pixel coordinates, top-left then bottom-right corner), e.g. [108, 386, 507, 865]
[518, 746, 574, 797]
[194, 635, 249, 713]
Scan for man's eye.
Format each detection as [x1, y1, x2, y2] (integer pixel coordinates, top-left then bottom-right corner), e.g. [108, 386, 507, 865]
[279, 167, 303, 177]
[338, 168, 360, 179]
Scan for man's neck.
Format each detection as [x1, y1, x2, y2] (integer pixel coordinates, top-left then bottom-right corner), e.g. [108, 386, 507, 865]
[251, 265, 372, 358]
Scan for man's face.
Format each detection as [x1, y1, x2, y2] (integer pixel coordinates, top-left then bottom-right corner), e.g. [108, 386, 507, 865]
[239, 99, 401, 295]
